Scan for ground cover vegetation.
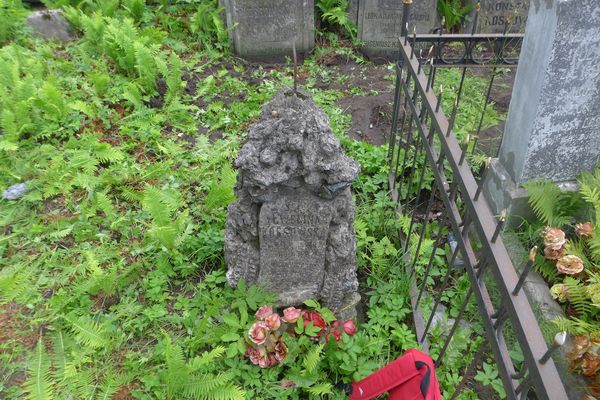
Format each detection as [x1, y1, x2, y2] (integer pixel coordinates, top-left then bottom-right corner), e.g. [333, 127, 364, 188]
[518, 169, 600, 393]
[1, 1, 507, 398]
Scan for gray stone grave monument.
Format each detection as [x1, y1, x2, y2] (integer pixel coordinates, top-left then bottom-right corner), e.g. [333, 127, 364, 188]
[221, 0, 314, 61]
[357, 0, 437, 61]
[225, 88, 361, 318]
[484, 0, 600, 220]
[476, 0, 529, 33]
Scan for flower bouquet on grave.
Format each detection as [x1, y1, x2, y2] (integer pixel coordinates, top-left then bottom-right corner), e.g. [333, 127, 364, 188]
[245, 302, 357, 369]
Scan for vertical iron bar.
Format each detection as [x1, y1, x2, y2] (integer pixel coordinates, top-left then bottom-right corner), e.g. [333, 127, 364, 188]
[415, 213, 447, 306]
[449, 342, 488, 400]
[436, 286, 474, 367]
[421, 245, 461, 342]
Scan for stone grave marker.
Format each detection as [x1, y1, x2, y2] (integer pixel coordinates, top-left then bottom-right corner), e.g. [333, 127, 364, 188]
[220, 0, 314, 61]
[484, 0, 600, 219]
[357, 0, 437, 61]
[27, 9, 75, 42]
[225, 88, 360, 318]
[476, 0, 530, 33]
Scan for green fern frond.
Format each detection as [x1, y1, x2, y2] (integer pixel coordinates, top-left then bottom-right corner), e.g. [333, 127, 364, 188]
[24, 338, 54, 400]
[303, 343, 324, 375]
[196, 382, 245, 400]
[563, 277, 593, 317]
[204, 164, 236, 211]
[307, 382, 334, 396]
[164, 337, 188, 395]
[64, 315, 111, 349]
[523, 180, 570, 226]
[190, 345, 226, 370]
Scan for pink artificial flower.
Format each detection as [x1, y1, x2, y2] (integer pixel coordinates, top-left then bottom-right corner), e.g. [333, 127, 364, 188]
[265, 313, 281, 330]
[246, 346, 260, 365]
[259, 354, 277, 368]
[282, 307, 302, 323]
[343, 320, 357, 336]
[255, 306, 273, 320]
[248, 322, 269, 345]
[274, 340, 288, 362]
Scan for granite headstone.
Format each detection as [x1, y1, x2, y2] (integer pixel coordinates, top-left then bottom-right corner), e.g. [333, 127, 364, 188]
[484, 0, 600, 219]
[221, 0, 314, 61]
[225, 88, 360, 317]
[357, 0, 437, 60]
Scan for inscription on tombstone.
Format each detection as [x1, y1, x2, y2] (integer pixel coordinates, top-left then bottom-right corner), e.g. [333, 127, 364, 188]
[225, 88, 360, 317]
[221, 0, 314, 60]
[357, 0, 437, 60]
[258, 191, 333, 303]
[477, 0, 529, 33]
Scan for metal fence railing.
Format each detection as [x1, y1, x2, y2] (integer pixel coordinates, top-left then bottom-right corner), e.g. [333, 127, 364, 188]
[387, 26, 568, 400]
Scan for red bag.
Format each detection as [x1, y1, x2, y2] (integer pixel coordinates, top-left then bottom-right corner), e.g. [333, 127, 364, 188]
[345, 349, 441, 400]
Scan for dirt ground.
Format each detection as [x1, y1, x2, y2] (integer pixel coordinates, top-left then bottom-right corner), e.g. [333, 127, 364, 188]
[176, 50, 514, 149]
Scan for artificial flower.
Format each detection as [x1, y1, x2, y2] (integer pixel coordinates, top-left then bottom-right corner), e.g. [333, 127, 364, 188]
[550, 283, 569, 302]
[255, 306, 273, 320]
[581, 353, 600, 377]
[282, 306, 302, 323]
[274, 339, 288, 362]
[556, 254, 584, 275]
[245, 346, 263, 366]
[265, 313, 281, 330]
[575, 222, 594, 237]
[248, 322, 269, 345]
[544, 245, 564, 260]
[342, 320, 357, 336]
[302, 310, 327, 332]
[543, 227, 567, 250]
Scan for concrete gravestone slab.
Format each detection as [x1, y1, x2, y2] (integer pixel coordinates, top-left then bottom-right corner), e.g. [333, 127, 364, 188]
[477, 0, 529, 33]
[221, 0, 314, 61]
[357, 0, 437, 60]
[225, 88, 360, 317]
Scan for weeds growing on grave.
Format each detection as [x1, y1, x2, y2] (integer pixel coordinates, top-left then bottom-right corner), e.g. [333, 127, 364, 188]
[1, 1, 505, 399]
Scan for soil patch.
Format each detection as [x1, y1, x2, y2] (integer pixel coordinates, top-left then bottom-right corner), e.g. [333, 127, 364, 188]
[337, 93, 393, 146]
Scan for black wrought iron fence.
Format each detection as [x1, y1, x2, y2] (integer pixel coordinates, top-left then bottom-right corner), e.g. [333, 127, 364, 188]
[387, 20, 568, 400]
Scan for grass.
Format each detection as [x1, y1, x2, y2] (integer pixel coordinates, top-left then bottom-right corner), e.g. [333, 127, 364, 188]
[0, 1, 507, 399]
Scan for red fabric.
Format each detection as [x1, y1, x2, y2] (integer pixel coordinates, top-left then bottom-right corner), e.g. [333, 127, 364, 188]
[348, 349, 441, 400]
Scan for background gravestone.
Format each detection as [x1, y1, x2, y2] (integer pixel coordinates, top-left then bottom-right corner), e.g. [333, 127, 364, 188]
[357, 0, 437, 61]
[27, 9, 75, 42]
[484, 0, 600, 220]
[476, 0, 529, 33]
[225, 88, 360, 318]
[221, 0, 314, 61]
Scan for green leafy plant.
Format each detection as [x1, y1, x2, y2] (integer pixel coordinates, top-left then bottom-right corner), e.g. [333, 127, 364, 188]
[437, 0, 475, 32]
[316, 0, 357, 42]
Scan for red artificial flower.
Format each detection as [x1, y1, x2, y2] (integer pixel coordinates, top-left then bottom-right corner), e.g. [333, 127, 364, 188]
[343, 320, 357, 336]
[302, 310, 327, 332]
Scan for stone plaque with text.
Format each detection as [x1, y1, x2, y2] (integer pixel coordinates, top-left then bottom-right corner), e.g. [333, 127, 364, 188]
[221, 0, 314, 61]
[357, 0, 437, 60]
[258, 191, 333, 305]
[477, 0, 529, 33]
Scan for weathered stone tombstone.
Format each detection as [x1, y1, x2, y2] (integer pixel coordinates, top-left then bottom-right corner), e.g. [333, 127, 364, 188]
[484, 0, 600, 220]
[220, 0, 315, 61]
[26, 9, 75, 42]
[357, 0, 437, 61]
[225, 88, 361, 318]
[476, 0, 529, 33]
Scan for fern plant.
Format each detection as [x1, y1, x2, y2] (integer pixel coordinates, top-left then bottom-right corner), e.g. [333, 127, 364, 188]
[316, 0, 357, 42]
[523, 165, 600, 348]
[159, 338, 245, 400]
